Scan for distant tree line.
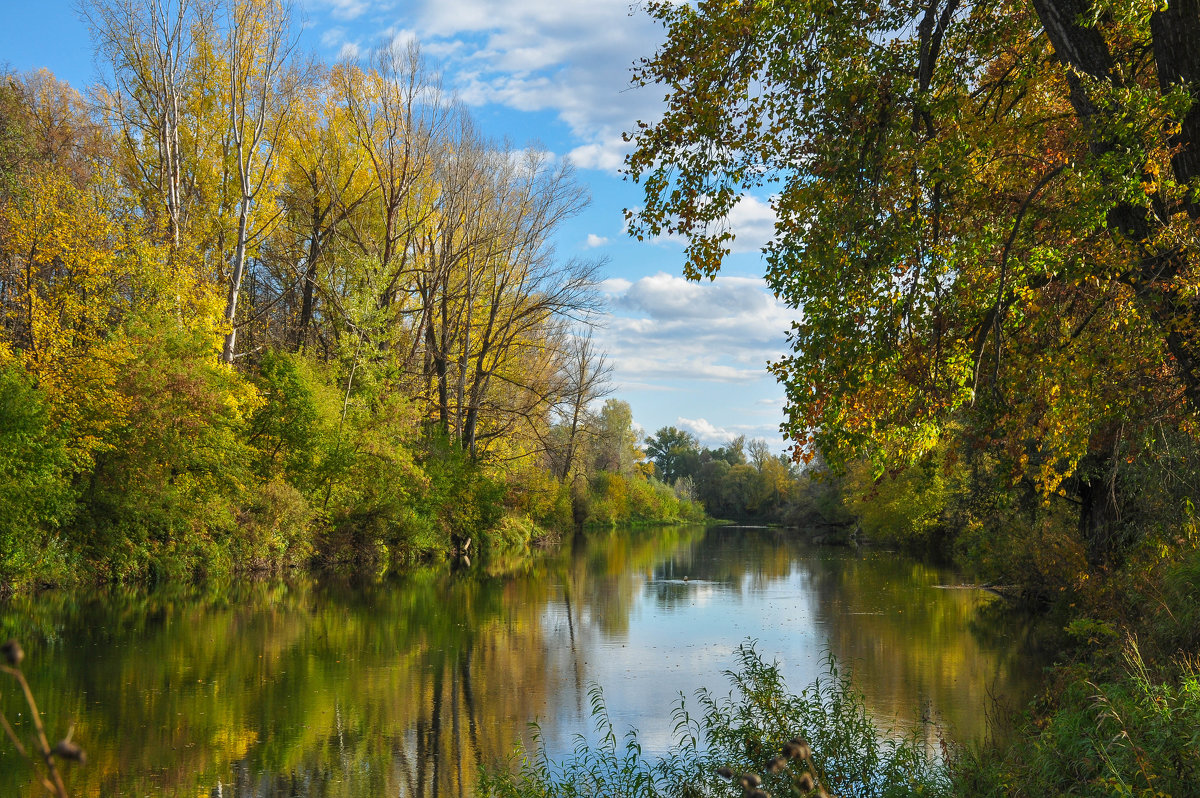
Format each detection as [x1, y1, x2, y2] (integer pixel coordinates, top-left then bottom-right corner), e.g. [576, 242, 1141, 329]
[640, 426, 839, 527]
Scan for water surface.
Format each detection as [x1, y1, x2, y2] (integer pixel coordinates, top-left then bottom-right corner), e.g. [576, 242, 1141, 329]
[0, 526, 1039, 796]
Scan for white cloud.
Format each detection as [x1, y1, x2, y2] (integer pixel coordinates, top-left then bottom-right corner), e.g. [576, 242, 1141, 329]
[313, 0, 668, 174]
[312, 0, 370, 22]
[586, 233, 609, 248]
[675, 417, 787, 450]
[594, 272, 800, 388]
[320, 27, 347, 48]
[337, 42, 361, 60]
[598, 277, 632, 295]
[677, 417, 737, 444]
[725, 195, 778, 254]
[568, 135, 630, 172]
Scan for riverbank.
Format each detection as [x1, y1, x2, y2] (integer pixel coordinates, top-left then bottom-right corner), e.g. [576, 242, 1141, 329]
[807, 450, 1200, 796]
[0, 527, 1033, 796]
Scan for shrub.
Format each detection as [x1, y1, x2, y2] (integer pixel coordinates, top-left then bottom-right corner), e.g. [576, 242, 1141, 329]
[953, 640, 1200, 797]
[73, 317, 259, 582]
[0, 355, 76, 591]
[480, 644, 950, 798]
[235, 477, 314, 571]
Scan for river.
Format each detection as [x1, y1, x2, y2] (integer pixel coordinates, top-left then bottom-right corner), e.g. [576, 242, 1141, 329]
[0, 525, 1041, 797]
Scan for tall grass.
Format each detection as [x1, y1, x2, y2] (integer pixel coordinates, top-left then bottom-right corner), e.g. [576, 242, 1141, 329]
[952, 637, 1200, 797]
[479, 644, 950, 798]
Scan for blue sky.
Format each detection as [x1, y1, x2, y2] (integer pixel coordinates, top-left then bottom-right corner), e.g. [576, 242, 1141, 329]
[1, 0, 800, 452]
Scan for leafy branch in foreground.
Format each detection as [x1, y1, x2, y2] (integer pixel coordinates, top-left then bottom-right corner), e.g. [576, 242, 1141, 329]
[0, 639, 84, 798]
[478, 643, 949, 798]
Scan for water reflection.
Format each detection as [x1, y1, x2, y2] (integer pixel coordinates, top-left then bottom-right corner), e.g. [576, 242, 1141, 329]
[0, 526, 1039, 796]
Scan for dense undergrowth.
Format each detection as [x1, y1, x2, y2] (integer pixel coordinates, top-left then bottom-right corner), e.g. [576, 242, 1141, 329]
[809, 433, 1200, 797]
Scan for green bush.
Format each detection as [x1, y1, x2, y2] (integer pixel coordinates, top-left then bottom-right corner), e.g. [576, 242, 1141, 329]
[248, 351, 343, 493]
[0, 357, 76, 591]
[235, 477, 314, 570]
[953, 641, 1200, 797]
[73, 318, 259, 582]
[480, 644, 950, 798]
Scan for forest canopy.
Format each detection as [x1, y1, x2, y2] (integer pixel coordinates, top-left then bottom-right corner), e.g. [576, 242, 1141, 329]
[0, 0, 716, 591]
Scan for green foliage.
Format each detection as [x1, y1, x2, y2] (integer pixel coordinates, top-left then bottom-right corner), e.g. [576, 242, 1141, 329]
[235, 477, 315, 570]
[479, 644, 951, 798]
[626, 0, 1200, 572]
[249, 351, 342, 493]
[584, 471, 703, 527]
[0, 354, 76, 590]
[845, 455, 949, 550]
[954, 642, 1200, 797]
[75, 316, 259, 582]
[591, 399, 642, 477]
[644, 427, 700, 485]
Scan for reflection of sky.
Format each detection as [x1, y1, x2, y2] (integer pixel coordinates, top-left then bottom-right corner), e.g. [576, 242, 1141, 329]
[530, 537, 1034, 763]
[537, 565, 827, 758]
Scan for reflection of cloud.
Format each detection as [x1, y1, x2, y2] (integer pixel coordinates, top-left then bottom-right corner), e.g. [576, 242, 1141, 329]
[595, 271, 800, 388]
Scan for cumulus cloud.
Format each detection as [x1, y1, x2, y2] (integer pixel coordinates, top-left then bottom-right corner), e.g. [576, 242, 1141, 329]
[306, 0, 666, 174]
[594, 272, 800, 388]
[726, 194, 778, 254]
[568, 135, 631, 172]
[677, 417, 737, 444]
[585, 233, 609, 248]
[598, 277, 632, 295]
[676, 417, 787, 450]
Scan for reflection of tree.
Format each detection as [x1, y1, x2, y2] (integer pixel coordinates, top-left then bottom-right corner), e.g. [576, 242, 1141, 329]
[644, 526, 800, 611]
[0, 529, 1041, 794]
[0, 526, 715, 798]
[0, 573, 564, 797]
[798, 552, 1044, 744]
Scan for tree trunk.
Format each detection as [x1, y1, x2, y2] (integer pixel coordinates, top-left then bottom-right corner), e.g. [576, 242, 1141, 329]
[1031, 0, 1200, 411]
[221, 196, 250, 364]
[1077, 453, 1122, 567]
[294, 207, 322, 352]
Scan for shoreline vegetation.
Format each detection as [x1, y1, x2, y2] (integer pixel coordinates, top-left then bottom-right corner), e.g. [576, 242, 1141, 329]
[4, 0, 1200, 794]
[615, 0, 1200, 794]
[0, 0, 822, 599]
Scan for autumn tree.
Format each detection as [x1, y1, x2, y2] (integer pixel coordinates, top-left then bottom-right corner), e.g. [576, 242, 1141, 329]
[213, 0, 304, 364]
[590, 398, 642, 477]
[547, 332, 612, 479]
[84, 0, 202, 248]
[334, 45, 449, 356]
[627, 0, 1200, 561]
[275, 67, 376, 353]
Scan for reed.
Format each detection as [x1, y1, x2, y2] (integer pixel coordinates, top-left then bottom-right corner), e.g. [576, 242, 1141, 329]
[0, 639, 84, 798]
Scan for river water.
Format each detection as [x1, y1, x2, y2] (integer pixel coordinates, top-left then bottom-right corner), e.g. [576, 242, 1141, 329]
[0, 525, 1041, 797]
